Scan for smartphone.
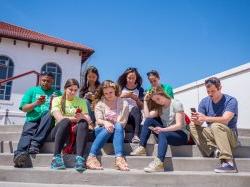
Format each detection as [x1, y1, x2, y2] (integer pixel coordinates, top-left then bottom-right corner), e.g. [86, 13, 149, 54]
[148, 126, 154, 131]
[190, 108, 197, 113]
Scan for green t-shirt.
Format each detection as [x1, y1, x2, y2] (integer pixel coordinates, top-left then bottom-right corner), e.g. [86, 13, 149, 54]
[19, 86, 61, 122]
[147, 84, 174, 98]
[51, 96, 88, 123]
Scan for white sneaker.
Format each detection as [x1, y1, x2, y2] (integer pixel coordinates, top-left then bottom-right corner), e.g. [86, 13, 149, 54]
[144, 157, 164, 173]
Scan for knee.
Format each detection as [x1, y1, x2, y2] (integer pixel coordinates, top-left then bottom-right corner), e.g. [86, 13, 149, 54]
[115, 123, 124, 133]
[158, 132, 166, 140]
[143, 118, 154, 127]
[131, 106, 140, 114]
[211, 123, 226, 132]
[77, 120, 89, 130]
[59, 118, 71, 128]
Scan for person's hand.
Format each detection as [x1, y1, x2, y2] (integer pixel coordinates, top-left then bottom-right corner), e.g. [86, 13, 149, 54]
[130, 93, 139, 101]
[144, 93, 151, 101]
[69, 116, 78, 123]
[83, 114, 92, 123]
[191, 112, 206, 124]
[104, 121, 114, 133]
[75, 112, 84, 122]
[152, 127, 164, 134]
[34, 96, 46, 106]
[84, 92, 93, 100]
[120, 92, 131, 98]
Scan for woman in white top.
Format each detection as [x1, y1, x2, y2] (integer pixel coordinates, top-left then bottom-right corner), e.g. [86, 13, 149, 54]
[117, 67, 144, 143]
[86, 80, 130, 171]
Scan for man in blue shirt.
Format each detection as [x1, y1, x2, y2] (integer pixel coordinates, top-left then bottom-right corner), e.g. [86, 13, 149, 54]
[190, 77, 238, 173]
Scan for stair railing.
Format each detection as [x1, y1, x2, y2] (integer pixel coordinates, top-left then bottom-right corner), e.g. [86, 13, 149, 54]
[0, 70, 40, 86]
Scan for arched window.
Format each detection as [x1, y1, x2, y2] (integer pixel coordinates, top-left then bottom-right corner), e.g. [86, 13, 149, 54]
[41, 63, 62, 90]
[0, 55, 14, 100]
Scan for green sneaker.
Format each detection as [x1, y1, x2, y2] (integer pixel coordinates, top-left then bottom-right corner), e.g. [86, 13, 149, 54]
[51, 154, 66, 170]
[75, 156, 86, 172]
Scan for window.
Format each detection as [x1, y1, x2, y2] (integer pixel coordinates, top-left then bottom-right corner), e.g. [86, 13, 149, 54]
[41, 63, 62, 90]
[0, 56, 14, 100]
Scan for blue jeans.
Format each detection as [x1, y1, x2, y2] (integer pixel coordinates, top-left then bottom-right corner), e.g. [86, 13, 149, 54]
[140, 118, 163, 147]
[14, 111, 52, 157]
[89, 123, 124, 157]
[157, 130, 188, 162]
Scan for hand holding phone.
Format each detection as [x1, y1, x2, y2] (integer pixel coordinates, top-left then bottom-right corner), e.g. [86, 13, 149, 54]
[148, 126, 154, 131]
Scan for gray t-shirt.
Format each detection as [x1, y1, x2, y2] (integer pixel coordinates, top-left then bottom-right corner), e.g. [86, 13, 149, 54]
[160, 99, 189, 135]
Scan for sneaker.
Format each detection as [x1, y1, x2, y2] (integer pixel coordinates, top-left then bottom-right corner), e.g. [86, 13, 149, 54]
[51, 154, 66, 170]
[213, 149, 221, 158]
[130, 146, 146, 156]
[13, 152, 32, 168]
[28, 146, 40, 155]
[131, 135, 140, 143]
[144, 157, 164, 173]
[214, 161, 237, 173]
[75, 156, 86, 172]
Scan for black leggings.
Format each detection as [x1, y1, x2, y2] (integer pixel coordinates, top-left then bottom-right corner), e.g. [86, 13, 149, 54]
[127, 106, 142, 136]
[50, 118, 89, 156]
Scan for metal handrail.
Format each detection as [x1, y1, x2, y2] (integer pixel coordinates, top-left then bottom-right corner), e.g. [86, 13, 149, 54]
[0, 70, 40, 86]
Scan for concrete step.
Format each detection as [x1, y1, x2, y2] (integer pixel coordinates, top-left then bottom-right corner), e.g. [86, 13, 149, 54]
[0, 166, 249, 187]
[0, 125, 23, 132]
[238, 128, 250, 137]
[0, 132, 21, 141]
[0, 182, 126, 187]
[0, 130, 250, 147]
[1, 153, 250, 172]
[1, 141, 250, 158]
[1, 125, 250, 136]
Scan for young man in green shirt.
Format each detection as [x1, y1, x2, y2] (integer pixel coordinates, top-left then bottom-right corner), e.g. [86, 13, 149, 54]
[146, 70, 174, 98]
[14, 72, 61, 168]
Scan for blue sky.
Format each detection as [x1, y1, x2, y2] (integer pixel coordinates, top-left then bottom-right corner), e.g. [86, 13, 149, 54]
[1, 0, 250, 88]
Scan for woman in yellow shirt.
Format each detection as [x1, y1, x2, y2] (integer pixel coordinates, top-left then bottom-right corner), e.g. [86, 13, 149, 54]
[50, 79, 92, 171]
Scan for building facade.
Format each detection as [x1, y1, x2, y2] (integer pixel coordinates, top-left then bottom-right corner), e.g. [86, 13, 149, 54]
[0, 22, 94, 125]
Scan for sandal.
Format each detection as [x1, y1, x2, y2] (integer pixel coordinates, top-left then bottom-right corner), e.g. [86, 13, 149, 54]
[115, 157, 129, 171]
[86, 156, 103, 170]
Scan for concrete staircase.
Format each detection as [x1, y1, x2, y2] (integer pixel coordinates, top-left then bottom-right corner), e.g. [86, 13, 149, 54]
[0, 125, 250, 187]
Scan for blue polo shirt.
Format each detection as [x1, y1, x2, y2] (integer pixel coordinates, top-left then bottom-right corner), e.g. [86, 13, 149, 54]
[198, 94, 238, 129]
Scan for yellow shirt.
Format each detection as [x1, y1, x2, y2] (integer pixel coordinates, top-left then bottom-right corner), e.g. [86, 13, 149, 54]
[51, 96, 88, 123]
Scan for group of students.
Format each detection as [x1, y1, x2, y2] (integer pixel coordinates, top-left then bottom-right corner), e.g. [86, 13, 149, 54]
[13, 66, 239, 174]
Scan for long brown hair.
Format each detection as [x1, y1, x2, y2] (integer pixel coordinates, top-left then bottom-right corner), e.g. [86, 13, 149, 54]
[147, 86, 171, 115]
[61, 79, 79, 114]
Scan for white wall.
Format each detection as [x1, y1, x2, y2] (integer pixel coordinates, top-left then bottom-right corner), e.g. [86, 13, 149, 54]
[174, 63, 250, 129]
[0, 38, 82, 124]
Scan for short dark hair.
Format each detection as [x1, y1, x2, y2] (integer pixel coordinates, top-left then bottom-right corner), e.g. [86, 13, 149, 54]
[205, 77, 221, 89]
[40, 71, 54, 78]
[147, 70, 159, 78]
